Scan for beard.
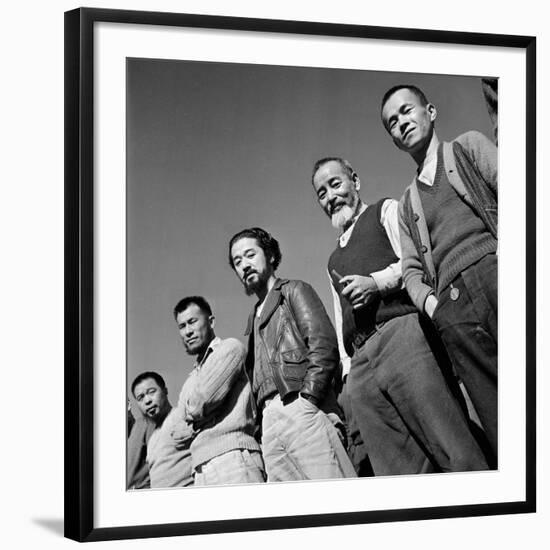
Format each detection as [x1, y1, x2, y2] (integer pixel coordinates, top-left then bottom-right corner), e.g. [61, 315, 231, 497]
[242, 269, 269, 296]
[331, 204, 357, 230]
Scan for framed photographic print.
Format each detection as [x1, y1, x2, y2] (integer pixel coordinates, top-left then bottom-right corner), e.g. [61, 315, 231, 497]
[65, 7, 536, 542]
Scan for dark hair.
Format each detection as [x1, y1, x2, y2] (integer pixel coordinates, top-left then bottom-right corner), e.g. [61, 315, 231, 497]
[228, 227, 282, 271]
[173, 296, 212, 320]
[312, 157, 357, 185]
[131, 371, 167, 397]
[381, 84, 430, 112]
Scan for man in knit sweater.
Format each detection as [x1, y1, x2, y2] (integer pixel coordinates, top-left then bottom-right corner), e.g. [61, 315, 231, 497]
[381, 84, 498, 462]
[131, 371, 193, 488]
[171, 296, 266, 486]
[312, 157, 488, 475]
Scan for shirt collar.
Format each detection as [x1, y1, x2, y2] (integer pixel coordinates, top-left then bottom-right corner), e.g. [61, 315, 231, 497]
[338, 202, 368, 247]
[195, 336, 221, 369]
[417, 151, 438, 187]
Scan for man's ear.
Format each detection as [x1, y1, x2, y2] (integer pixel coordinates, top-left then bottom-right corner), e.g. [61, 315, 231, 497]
[427, 103, 437, 122]
[209, 315, 216, 329]
[352, 173, 361, 191]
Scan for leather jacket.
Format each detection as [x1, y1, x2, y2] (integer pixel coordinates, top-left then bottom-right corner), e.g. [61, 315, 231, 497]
[244, 278, 339, 404]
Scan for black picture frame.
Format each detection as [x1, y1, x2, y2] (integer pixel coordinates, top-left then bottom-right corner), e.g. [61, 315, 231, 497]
[64, 7, 536, 543]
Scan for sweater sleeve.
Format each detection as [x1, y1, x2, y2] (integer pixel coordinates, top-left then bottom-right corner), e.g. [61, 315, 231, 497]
[398, 192, 434, 312]
[184, 338, 247, 424]
[455, 130, 498, 198]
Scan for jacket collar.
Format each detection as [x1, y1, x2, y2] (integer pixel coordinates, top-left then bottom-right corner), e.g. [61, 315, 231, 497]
[244, 278, 288, 335]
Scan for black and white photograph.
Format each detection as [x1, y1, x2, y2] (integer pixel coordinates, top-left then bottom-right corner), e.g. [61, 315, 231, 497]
[125, 59, 499, 490]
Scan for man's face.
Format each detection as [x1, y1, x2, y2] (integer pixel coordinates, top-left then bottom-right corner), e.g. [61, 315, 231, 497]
[381, 88, 436, 156]
[312, 160, 361, 230]
[133, 378, 168, 422]
[230, 237, 274, 296]
[176, 303, 215, 356]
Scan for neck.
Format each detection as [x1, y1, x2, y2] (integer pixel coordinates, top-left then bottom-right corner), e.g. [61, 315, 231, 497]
[412, 131, 439, 168]
[256, 273, 277, 303]
[196, 335, 215, 364]
[341, 202, 367, 233]
[156, 403, 172, 427]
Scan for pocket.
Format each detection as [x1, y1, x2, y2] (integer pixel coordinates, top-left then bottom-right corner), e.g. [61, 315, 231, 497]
[281, 349, 308, 381]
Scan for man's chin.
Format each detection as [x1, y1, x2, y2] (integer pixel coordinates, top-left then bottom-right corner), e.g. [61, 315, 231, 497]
[331, 207, 355, 230]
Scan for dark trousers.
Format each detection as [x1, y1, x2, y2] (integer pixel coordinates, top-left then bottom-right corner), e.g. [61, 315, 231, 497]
[337, 378, 373, 477]
[433, 254, 498, 461]
[348, 312, 489, 476]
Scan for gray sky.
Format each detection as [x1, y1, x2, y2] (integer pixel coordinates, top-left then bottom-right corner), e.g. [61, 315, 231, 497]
[126, 58, 494, 408]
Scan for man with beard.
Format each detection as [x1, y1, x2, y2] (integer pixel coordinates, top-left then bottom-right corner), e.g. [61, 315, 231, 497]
[381, 84, 498, 461]
[171, 296, 265, 486]
[311, 157, 489, 475]
[229, 227, 356, 481]
[131, 371, 194, 488]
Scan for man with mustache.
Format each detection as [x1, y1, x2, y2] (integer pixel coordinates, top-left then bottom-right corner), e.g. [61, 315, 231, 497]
[131, 371, 194, 488]
[381, 84, 498, 461]
[229, 227, 356, 481]
[312, 157, 489, 475]
[171, 295, 266, 486]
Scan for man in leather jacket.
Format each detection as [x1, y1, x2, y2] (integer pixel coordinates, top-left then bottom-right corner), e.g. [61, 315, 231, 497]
[229, 227, 356, 481]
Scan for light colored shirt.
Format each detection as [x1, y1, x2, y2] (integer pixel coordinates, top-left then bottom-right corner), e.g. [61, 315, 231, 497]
[416, 151, 438, 187]
[146, 408, 193, 488]
[329, 199, 403, 378]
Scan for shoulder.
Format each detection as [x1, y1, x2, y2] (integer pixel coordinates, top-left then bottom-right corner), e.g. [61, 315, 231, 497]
[216, 337, 246, 359]
[453, 130, 494, 153]
[284, 279, 314, 295]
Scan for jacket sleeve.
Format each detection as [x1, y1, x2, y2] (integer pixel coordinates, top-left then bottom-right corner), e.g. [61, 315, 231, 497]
[455, 130, 498, 198]
[288, 281, 338, 401]
[184, 338, 247, 423]
[398, 193, 434, 313]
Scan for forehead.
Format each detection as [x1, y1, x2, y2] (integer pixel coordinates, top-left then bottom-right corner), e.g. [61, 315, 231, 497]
[382, 89, 423, 117]
[134, 378, 161, 394]
[231, 237, 263, 258]
[176, 303, 206, 323]
[313, 161, 350, 188]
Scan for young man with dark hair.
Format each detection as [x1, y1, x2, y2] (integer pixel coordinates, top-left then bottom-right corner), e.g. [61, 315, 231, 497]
[312, 157, 489, 475]
[131, 371, 193, 488]
[229, 227, 356, 481]
[171, 296, 265, 486]
[381, 84, 498, 461]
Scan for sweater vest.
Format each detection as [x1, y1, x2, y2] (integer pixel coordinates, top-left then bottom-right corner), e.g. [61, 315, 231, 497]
[328, 199, 415, 357]
[418, 145, 497, 294]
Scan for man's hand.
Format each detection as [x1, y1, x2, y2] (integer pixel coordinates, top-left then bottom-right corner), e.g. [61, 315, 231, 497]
[170, 420, 197, 450]
[424, 294, 438, 319]
[339, 275, 379, 309]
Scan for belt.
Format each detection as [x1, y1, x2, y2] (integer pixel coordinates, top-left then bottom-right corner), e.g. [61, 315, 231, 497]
[352, 320, 390, 351]
[352, 328, 376, 351]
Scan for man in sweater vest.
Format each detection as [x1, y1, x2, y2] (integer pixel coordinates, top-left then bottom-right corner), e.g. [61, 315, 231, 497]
[131, 371, 194, 488]
[229, 227, 356, 481]
[312, 157, 489, 475]
[381, 84, 498, 462]
[171, 296, 266, 486]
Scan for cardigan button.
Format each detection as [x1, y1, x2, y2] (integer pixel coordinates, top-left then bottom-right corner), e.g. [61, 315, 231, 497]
[420, 245, 428, 254]
[413, 213, 420, 222]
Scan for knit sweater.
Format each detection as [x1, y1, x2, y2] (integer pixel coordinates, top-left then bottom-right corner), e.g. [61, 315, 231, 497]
[177, 337, 260, 470]
[418, 145, 497, 295]
[398, 130, 498, 311]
